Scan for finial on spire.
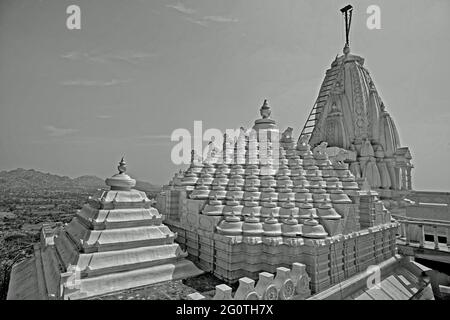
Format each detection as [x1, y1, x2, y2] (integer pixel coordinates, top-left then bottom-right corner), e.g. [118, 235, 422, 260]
[260, 99, 271, 119]
[105, 156, 136, 190]
[118, 157, 127, 174]
[340, 4, 353, 54]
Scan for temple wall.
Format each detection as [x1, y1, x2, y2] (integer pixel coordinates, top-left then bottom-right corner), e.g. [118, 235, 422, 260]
[165, 196, 398, 294]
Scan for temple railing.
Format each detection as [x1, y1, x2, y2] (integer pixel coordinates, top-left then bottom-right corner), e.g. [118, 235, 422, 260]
[405, 191, 450, 222]
[406, 191, 450, 207]
[393, 214, 450, 252]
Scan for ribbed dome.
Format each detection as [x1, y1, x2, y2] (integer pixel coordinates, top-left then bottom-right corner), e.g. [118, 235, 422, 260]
[308, 51, 401, 155]
[378, 103, 401, 157]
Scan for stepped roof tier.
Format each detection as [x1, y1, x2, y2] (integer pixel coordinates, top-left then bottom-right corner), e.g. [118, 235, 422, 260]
[160, 100, 398, 291]
[7, 159, 203, 300]
[173, 100, 378, 240]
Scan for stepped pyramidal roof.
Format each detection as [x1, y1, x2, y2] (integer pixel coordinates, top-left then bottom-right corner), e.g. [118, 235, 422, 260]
[159, 99, 400, 292]
[7, 158, 203, 300]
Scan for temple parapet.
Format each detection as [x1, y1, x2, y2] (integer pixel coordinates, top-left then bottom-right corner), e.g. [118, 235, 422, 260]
[187, 263, 312, 300]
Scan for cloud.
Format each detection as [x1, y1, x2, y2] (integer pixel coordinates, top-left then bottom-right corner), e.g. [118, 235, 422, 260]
[61, 79, 131, 87]
[202, 15, 238, 23]
[111, 52, 157, 64]
[61, 51, 157, 65]
[184, 17, 208, 27]
[166, 2, 196, 15]
[165, 3, 238, 27]
[183, 15, 238, 28]
[44, 125, 78, 137]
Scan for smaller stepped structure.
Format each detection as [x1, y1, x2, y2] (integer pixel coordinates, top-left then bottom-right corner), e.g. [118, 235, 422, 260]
[7, 158, 203, 300]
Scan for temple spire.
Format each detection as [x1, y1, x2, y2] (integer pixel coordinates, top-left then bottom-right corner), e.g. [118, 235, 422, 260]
[340, 4, 353, 54]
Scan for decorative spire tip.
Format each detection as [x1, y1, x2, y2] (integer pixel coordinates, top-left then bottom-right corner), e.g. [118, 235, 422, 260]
[118, 157, 127, 174]
[340, 4, 353, 54]
[260, 99, 271, 119]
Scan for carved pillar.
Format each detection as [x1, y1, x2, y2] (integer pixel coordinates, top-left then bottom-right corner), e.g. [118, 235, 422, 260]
[434, 226, 439, 250]
[419, 224, 424, 248]
[385, 158, 397, 190]
[404, 222, 410, 245]
[446, 227, 450, 248]
[401, 166, 407, 190]
[394, 166, 400, 191]
[406, 166, 412, 190]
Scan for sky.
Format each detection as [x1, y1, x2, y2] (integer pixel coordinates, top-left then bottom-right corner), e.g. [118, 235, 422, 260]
[0, 0, 449, 190]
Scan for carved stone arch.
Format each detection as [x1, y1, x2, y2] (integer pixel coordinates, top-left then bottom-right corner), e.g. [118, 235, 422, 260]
[296, 274, 311, 294]
[280, 279, 295, 300]
[264, 284, 279, 300]
[246, 291, 259, 300]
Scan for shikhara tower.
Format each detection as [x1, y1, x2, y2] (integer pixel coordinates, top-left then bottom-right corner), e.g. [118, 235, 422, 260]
[299, 5, 413, 212]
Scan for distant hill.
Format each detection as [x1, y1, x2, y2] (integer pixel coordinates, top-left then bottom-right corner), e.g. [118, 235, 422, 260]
[0, 168, 161, 193]
[72, 175, 106, 189]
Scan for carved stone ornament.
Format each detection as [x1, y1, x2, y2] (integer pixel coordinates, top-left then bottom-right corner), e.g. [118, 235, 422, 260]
[264, 285, 279, 300]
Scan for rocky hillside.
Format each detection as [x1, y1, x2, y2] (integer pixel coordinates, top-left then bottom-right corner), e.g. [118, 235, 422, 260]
[0, 168, 160, 193]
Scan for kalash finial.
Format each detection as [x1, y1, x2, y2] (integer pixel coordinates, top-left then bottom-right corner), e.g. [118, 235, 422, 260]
[118, 157, 127, 174]
[343, 43, 350, 55]
[340, 4, 353, 55]
[105, 156, 136, 190]
[260, 99, 271, 119]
